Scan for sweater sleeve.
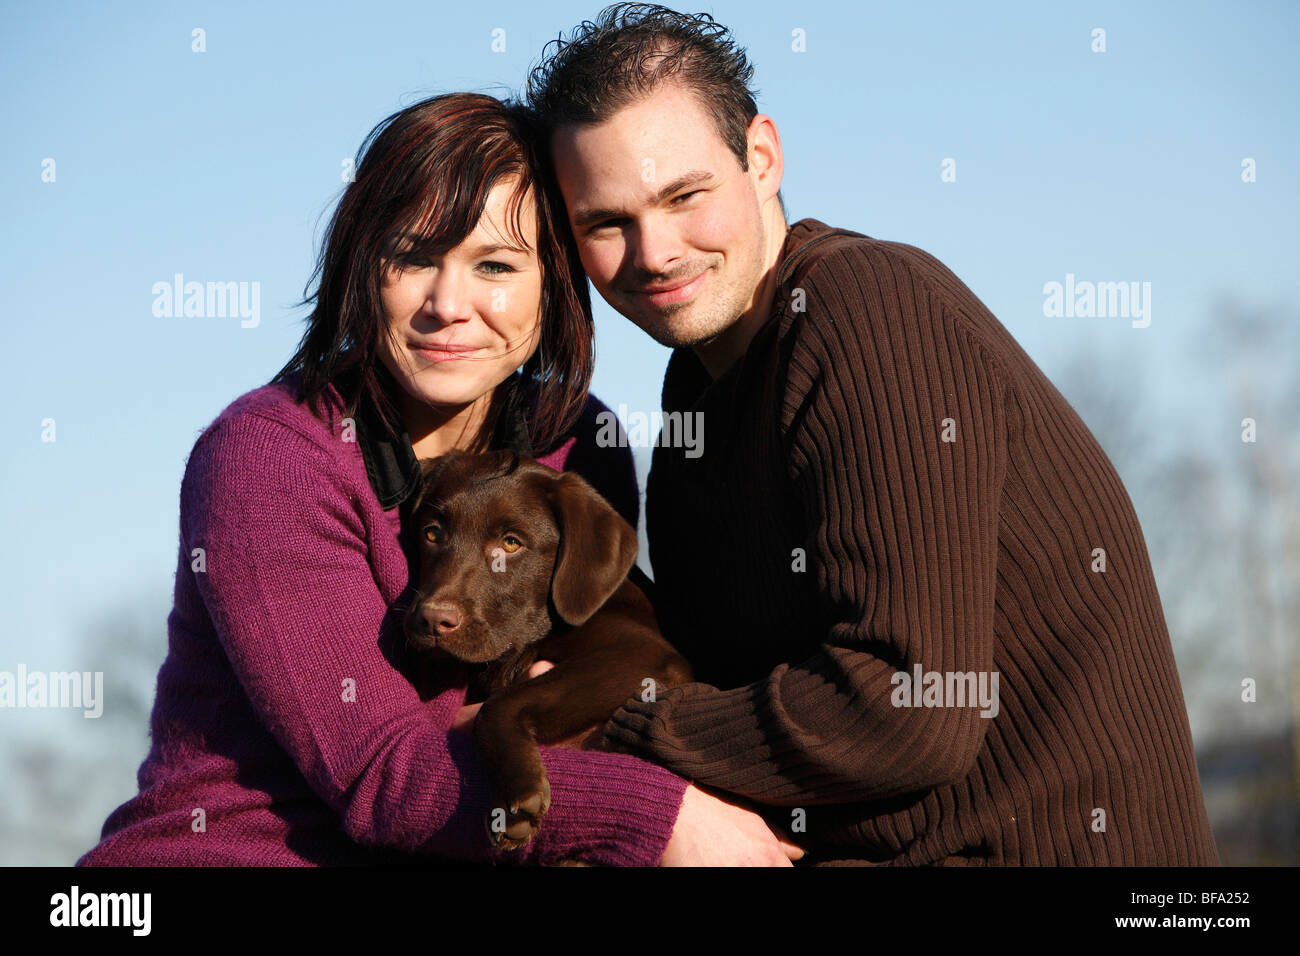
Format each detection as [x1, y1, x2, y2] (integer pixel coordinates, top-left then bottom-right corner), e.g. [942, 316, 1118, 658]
[601, 246, 1010, 804]
[184, 411, 686, 865]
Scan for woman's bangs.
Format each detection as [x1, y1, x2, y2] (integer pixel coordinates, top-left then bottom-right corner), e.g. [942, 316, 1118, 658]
[382, 161, 534, 266]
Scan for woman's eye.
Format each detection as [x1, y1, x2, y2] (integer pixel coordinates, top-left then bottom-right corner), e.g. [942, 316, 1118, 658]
[479, 261, 516, 275]
[501, 535, 522, 553]
[387, 255, 434, 274]
[386, 244, 432, 267]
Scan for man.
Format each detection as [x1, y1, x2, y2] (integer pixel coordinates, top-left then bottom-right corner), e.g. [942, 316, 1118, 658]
[528, 3, 1219, 865]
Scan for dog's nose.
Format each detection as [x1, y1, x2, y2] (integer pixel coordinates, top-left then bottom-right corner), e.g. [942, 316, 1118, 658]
[420, 603, 461, 635]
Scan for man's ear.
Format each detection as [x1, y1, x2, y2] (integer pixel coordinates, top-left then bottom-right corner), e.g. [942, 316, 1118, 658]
[548, 471, 638, 626]
[748, 112, 784, 206]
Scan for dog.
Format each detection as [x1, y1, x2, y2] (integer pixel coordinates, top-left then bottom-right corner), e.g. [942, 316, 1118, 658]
[402, 448, 693, 850]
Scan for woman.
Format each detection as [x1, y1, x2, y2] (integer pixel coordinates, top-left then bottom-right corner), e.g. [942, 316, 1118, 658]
[76, 92, 795, 866]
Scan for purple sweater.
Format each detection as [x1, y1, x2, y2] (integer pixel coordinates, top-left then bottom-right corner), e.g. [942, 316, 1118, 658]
[76, 375, 689, 866]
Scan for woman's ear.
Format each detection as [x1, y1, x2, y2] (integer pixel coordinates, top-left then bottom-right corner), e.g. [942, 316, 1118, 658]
[547, 471, 638, 626]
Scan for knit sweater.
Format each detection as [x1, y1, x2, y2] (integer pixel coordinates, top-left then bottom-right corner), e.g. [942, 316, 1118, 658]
[76, 371, 689, 867]
[602, 218, 1220, 866]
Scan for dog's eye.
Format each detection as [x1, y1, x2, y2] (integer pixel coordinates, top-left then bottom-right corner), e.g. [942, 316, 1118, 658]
[501, 535, 523, 553]
[424, 523, 444, 544]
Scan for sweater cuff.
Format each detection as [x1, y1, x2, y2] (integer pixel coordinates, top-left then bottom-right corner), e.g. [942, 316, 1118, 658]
[424, 682, 688, 866]
[536, 748, 689, 866]
[600, 681, 775, 793]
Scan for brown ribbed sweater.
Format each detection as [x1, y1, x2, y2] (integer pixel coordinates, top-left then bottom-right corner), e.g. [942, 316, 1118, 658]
[601, 218, 1219, 866]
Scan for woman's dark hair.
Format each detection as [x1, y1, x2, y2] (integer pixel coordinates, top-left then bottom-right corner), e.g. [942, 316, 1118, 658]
[527, 4, 772, 191]
[273, 91, 593, 454]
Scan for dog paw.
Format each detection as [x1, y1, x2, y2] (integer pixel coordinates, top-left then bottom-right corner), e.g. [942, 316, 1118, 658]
[486, 775, 551, 850]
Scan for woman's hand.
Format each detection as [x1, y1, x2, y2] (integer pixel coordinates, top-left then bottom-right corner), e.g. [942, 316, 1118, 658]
[659, 784, 805, 866]
[450, 659, 555, 733]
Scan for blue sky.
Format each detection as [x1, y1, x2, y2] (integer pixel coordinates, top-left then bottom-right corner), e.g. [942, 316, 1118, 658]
[2, 1, 1297, 847]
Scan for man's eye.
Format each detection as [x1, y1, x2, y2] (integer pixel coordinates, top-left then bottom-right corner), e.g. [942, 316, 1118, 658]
[501, 535, 523, 553]
[673, 190, 702, 204]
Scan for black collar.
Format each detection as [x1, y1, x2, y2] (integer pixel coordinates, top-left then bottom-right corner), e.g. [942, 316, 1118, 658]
[355, 369, 534, 511]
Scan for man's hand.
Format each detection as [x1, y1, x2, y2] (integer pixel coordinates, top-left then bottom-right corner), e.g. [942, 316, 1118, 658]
[659, 784, 805, 866]
[450, 660, 555, 733]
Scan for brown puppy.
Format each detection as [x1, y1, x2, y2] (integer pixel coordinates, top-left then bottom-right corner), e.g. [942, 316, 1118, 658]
[403, 449, 692, 850]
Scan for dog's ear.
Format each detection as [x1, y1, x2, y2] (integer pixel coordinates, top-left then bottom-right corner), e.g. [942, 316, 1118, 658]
[410, 451, 462, 515]
[547, 471, 637, 626]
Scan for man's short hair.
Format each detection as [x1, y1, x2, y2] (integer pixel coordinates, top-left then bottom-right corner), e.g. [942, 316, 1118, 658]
[527, 3, 785, 216]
